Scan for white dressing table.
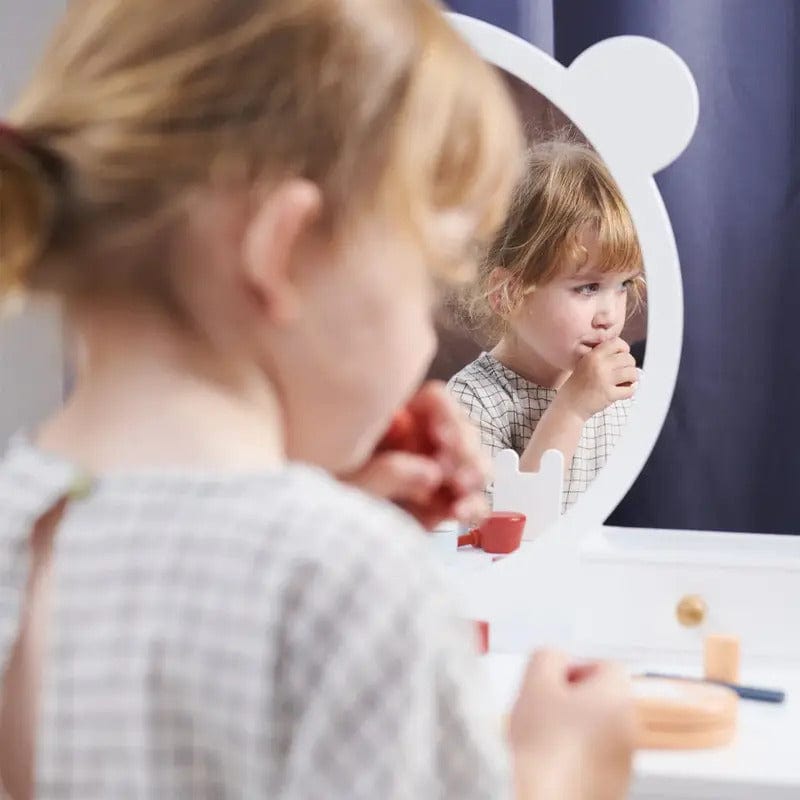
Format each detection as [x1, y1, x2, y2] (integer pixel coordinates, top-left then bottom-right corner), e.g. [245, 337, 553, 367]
[436, 529, 800, 800]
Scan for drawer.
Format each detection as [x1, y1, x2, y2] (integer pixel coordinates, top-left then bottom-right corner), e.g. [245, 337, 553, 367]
[576, 527, 800, 666]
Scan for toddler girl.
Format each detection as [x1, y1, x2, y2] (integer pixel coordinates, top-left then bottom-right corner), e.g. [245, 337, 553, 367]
[449, 139, 644, 510]
[0, 4, 634, 798]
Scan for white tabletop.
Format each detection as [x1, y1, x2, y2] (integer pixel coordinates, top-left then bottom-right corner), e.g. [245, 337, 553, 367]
[434, 528, 800, 798]
[483, 653, 800, 800]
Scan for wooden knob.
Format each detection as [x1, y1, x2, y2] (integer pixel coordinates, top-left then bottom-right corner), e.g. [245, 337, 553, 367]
[676, 595, 707, 627]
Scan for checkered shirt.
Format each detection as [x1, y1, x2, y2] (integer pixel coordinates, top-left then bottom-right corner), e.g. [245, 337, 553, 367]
[0, 438, 510, 799]
[447, 352, 635, 511]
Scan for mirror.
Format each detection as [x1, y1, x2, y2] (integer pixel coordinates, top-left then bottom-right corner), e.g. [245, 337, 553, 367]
[438, 13, 698, 647]
[429, 66, 649, 521]
[441, 13, 697, 543]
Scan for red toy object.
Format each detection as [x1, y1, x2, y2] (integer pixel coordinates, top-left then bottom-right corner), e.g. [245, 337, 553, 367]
[457, 511, 526, 554]
[377, 407, 428, 454]
[473, 619, 490, 654]
[375, 407, 457, 527]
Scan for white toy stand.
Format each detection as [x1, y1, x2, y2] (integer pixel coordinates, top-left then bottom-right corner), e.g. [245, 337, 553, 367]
[481, 448, 576, 649]
[435, 448, 568, 651]
[491, 448, 563, 541]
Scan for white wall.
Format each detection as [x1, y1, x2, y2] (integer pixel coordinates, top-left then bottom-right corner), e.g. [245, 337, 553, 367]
[0, 1, 67, 446]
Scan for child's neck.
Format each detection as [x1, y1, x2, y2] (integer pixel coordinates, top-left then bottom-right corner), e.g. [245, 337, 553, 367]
[491, 336, 571, 390]
[37, 306, 286, 475]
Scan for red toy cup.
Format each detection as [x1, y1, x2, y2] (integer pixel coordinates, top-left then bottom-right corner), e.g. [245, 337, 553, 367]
[457, 511, 526, 554]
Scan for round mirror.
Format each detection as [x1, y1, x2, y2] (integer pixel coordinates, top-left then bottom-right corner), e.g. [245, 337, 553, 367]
[447, 13, 698, 543]
[441, 14, 699, 647]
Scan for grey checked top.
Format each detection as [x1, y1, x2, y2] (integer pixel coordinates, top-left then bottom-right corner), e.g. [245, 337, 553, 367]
[0, 438, 509, 799]
[448, 352, 635, 511]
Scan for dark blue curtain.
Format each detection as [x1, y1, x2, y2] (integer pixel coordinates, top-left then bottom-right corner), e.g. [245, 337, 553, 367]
[448, 1, 800, 534]
[446, 0, 523, 34]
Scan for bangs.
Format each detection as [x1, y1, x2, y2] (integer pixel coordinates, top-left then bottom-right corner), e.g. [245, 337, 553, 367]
[560, 214, 642, 278]
[558, 202, 646, 310]
[589, 186, 642, 275]
[542, 163, 643, 282]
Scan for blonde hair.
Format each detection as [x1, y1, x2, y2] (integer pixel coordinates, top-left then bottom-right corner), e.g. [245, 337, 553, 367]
[462, 136, 644, 343]
[0, 0, 522, 313]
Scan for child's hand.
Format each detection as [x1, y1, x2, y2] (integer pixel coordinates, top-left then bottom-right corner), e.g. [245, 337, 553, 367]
[342, 382, 490, 530]
[509, 650, 636, 800]
[557, 338, 638, 421]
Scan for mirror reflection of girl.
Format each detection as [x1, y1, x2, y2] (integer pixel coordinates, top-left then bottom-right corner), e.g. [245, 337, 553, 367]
[0, 3, 634, 799]
[449, 140, 644, 510]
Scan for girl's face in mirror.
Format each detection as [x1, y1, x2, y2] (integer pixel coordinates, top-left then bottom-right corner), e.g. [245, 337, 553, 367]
[505, 231, 640, 378]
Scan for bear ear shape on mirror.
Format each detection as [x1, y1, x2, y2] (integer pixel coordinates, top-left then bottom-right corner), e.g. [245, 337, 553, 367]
[565, 36, 699, 175]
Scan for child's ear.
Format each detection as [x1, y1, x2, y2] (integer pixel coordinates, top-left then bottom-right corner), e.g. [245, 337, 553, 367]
[487, 267, 518, 316]
[241, 178, 322, 325]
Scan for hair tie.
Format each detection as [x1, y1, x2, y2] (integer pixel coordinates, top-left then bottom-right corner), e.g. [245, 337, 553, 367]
[0, 121, 27, 147]
[0, 120, 67, 187]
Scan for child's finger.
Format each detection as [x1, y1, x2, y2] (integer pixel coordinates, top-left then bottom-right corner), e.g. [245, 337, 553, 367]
[614, 366, 639, 385]
[450, 492, 490, 525]
[349, 452, 442, 503]
[601, 353, 635, 374]
[409, 382, 471, 446]
[406, 382, 490, 490]
[594, 337, 630, 356]
[521, 649, 571, 692]
[611, 381, 638, 399]
[411, 383, 462, 447]
[572, 660, 632, 700]
[609, 350, 636, 366]
[449, 458, 490, 494]
[566, 660, 602, 684]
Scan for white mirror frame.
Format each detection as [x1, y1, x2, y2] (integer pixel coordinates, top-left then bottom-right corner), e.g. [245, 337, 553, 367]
[446, 14, 699, 647]
[449, 12, 698, 545]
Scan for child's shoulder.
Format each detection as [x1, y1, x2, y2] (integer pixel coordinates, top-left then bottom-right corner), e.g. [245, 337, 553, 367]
[185, 463, 450, 610]
[261, 464, 429, 563]
[235, 466, 452, 631]
[447, 352, 531, 418]
[0, 439, 431, 585]
[447, 351, 501, 393]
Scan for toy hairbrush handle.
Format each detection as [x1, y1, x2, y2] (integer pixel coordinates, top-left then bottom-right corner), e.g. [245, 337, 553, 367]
[457, 529, 480, 548]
